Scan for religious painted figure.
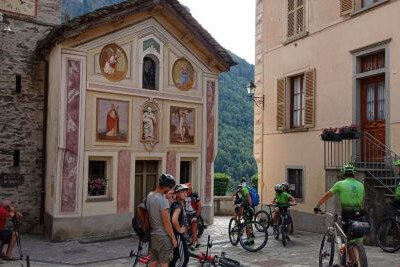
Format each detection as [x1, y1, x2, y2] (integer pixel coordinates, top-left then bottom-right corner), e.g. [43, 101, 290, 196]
[99, 44, 128, 82]
[172, 58, 195, 91]
[170, 106, 195, 144]
[97, 99, 129, 142]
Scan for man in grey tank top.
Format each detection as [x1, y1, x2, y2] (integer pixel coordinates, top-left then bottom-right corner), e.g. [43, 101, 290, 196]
[147, 174, 177, 267]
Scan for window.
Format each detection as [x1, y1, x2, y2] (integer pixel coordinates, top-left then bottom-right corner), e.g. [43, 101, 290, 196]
[180, 161, 191, 184]
[362, 0, 381, 8]
[142, 56, 156, 90]
[360, 51, 384, 73]
[290, 75, 304, 128]
[341, 0, 387, 15]
[287, 0, 305, 40]
[88, 160, 108, 197]
[287, 168, 303, 199]
[276, 69, 315, 131]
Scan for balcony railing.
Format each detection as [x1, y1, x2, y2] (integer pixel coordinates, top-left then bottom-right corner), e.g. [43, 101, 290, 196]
[323, 131, 399, 194]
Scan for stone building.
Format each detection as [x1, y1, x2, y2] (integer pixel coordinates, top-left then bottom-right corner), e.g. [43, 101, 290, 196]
[255, 0, 400, 237]
[0, 0, 61, 232]
[1, 0, 234, 241]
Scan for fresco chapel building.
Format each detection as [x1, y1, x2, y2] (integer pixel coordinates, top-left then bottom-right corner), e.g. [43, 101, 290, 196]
[1, 0, 234, 241]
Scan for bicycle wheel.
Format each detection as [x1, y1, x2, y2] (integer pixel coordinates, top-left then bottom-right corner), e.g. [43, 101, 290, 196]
[239, 220, 268, 252]
[197, 215, 205, 238]
[376, 218, 400, 253]
[281, 217, 287, 247]
[318, 232, 334, 267]
[228, 217, 240, 246]
[347, 243, 368, 267]
[219, 257, 240, 267]
[287, 214, 294, 235]
[254, 210, 271, 231]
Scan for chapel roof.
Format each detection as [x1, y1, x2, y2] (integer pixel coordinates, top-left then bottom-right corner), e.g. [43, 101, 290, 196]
[37, 0, 236, 71]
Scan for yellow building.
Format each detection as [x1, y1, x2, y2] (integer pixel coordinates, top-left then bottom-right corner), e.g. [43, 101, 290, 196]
[38, 0, 235, 240]
[255, 0, 400, 233]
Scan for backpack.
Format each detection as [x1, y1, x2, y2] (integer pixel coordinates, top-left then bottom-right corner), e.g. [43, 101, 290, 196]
[248, 187, 260, 208]
[132, 198, 150, 242]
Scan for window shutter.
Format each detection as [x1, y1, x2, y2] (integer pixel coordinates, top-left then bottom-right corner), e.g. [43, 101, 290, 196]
[277, 78, 286, 131]
[304, 69, 316, 128]
[287, 0, 295, 38]
[340, 0, 353, 15]
[296, 0, 304, 34]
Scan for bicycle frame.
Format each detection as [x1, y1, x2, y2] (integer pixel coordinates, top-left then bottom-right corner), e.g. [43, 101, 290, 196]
[324, 212, 351, 265]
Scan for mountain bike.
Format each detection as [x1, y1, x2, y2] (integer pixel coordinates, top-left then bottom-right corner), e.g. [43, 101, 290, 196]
[228, 204, 268, 252]
[273, 204, 294, 246]
[376, 208, 400, 252]
[129, 240, 149, 267]
[254, 204, 294, 235]
[315, 209, 369, 267]
[189, 235, 240, 267]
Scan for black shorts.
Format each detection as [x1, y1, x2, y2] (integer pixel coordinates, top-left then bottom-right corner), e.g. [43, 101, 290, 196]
[341, 209, 364, 235]
[0, 229, 12, 244]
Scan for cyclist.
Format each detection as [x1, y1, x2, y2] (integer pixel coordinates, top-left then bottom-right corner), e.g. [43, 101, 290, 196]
[184, 183, 203, 250]
[314, 163, 365, 260]
[233, 182, 254, 245]
[394, 159, 400, 209]
[272, 184, 296, 230]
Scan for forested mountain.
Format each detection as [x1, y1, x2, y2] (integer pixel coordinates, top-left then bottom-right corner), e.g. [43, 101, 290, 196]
[215, 54, 257, 182]
[62, 1, 257, 182]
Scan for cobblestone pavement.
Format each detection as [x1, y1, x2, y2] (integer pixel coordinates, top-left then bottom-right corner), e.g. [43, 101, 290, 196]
[0, 217, 398, 266]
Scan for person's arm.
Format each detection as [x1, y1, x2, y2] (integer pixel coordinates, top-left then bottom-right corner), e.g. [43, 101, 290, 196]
[171, 208, 186, 234]
[289, 195, 297, 205]
[315, 191, 334, 210]
[246, 193, 252, 207]
[272, 197, 276, 204]
[161, 209, 177, 247]
[196, 201, 203, 217]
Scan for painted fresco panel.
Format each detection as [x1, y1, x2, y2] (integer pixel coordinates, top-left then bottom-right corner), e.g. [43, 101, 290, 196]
[61, 59, 81, 213]
[205, 80, 216, 202]
[170, 106, 195, 144]
[96, 99, 129, 142]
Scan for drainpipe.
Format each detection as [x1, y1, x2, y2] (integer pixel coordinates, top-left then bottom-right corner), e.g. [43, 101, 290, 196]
[39, 54, 49, 225]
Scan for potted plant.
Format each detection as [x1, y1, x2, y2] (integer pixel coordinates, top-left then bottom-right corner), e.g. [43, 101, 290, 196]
[88, 177, 107, 196]
[320, 127, 342, 142]
[339, 124, 361, 139]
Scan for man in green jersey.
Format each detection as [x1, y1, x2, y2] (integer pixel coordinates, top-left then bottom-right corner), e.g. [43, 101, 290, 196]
[272, 184, 296, 228]
[314, 163, 365, 234]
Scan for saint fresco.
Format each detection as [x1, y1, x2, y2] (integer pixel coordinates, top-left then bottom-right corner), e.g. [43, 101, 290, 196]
[172, 58, 195, 91]
[96, 99, 129, 142]
[170, 106, 195, 144]
[99, 44, 128, 82]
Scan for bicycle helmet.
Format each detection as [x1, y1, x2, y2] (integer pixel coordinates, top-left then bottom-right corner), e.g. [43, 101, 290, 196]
[394, 159, 400, 167]
[340, 163, 356, 176]
[174, 184, 189, 193]
[274, 184, 282, 192]
[281, 182, 289, 192]
[159, 174, 176, 188]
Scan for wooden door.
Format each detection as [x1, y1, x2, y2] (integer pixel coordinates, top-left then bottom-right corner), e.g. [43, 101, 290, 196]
[360, 75, 385, 162]
[134, 160, 158, 208]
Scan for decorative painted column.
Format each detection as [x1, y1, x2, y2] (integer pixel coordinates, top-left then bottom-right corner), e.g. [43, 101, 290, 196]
[205, 80, 216, 203]
[166, 150, 176, 177]
[117, 150, 131, 213]
[60, 60, 82, 213]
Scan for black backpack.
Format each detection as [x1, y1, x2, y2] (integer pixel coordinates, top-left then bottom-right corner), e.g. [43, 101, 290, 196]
[132, 198, 150, 242]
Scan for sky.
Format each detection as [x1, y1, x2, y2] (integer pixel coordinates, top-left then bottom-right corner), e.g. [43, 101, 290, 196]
[178, 0, 255, 64]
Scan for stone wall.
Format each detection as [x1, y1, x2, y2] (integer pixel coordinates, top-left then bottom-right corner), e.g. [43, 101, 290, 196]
[0, 1, 61, 232]
[214, 196, 235, 216]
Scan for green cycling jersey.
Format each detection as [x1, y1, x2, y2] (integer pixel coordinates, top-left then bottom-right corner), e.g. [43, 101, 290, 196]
[275, 191, 292, 205]
[395, 183, 400, 199]
[329, 178, 365, 210]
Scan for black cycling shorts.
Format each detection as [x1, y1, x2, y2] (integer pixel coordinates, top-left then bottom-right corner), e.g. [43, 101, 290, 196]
[0, 229, 12, 244]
